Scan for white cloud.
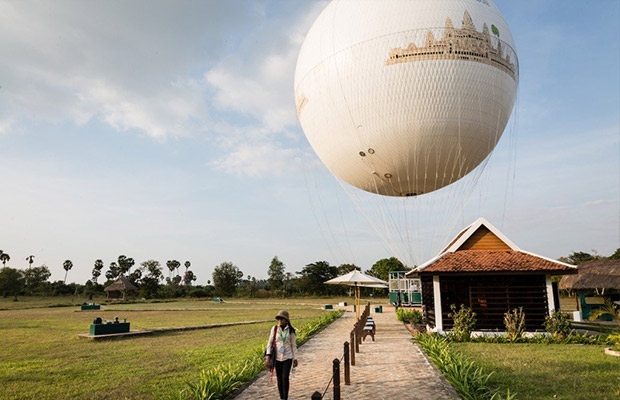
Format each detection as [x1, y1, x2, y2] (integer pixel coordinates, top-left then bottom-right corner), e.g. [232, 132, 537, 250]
[205, 2, 326, 133]
[0, 0, 250, 139]
[209, 142, 307, 177]
[0, 115, 14, 136]
[0, 0, 328, 175]
[203, 1, 327, 176]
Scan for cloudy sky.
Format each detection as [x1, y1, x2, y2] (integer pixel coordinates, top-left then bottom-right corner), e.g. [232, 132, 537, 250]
[0, 0, 618, 284]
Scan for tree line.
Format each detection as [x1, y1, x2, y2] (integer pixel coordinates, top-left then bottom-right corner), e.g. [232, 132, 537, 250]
[7, 247, 615, 301]
[211, 256, 408, 297]
[0, 249, 408, 300]
[0, 252, 198, 300]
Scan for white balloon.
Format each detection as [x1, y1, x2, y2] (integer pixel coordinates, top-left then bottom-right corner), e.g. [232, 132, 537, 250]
[295, 0, 518, 196]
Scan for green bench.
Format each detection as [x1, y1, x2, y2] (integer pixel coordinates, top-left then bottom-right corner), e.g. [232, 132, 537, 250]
[90, 317, 129, 335]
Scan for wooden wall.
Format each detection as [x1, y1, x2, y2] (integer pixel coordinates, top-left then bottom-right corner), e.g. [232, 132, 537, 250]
[421, 276, 435, 327]
[438, 274, 549, 331]
[458, 226, 510, 251]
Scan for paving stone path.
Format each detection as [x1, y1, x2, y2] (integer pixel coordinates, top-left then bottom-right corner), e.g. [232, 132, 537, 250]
[235, 308, 458, 400]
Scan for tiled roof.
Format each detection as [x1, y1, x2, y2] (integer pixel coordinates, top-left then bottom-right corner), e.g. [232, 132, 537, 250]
[418, 250, 575, 274]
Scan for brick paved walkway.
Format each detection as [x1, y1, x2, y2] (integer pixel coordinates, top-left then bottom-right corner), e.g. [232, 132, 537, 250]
[235, 309, 458, 400]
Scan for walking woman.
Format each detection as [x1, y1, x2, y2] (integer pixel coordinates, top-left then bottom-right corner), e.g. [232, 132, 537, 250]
[264, 310, 298, 400]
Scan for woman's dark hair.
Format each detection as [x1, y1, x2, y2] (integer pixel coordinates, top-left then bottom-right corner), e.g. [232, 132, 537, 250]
[278, 318, 296, 334]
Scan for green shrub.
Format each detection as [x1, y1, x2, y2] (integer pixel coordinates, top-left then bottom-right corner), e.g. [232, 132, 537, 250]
[544, 311, 571, 338]
[503, 308, 525, 342]
[396, 308, 423, 324]
[449, 304, 477, 342]
[182, 349, 264, 400]
[416, 334, 516, 400]
[447, 332, 609, 345]
[588, 298, 620, 327]
[607, 334, 620, 350]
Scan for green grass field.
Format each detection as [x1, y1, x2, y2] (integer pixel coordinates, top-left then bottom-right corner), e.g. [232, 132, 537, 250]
[0, 296, 360, 400]
[452, 342, 620, 400]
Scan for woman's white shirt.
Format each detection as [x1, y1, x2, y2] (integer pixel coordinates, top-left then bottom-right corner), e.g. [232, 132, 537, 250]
[266, 325, 297, 362]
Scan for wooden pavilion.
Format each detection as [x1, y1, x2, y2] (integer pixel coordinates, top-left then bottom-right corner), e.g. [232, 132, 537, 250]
[559, 259, 620, 320]
[104, 275, 138, 300]
[406, 218, 577, 332]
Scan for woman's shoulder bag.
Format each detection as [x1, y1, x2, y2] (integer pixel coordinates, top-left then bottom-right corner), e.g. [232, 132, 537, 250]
[264, 325, 277, 369]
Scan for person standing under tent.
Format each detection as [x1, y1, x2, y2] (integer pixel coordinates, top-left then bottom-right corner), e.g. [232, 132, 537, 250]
[264, 310, 298, 400]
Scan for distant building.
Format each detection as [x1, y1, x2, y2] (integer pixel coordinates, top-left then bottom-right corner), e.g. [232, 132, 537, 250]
[407, 218, 576, 332]
[559, 259, 620, 321]
[386, 10, 516, 80]
[104, 275, 138, 300]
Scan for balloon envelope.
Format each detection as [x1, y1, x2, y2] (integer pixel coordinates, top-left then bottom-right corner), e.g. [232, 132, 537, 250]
[295, 0, 518, 196]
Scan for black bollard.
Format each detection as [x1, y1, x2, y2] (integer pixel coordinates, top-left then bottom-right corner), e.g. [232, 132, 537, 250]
[333, 358, 341, 400]
[344, 341, 350, 385]
[311, 391, 322, 400]
[350, 330, 355, 365]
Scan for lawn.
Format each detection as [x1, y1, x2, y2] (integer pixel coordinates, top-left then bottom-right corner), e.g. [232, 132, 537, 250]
[452, 342, 620, 400]
[0, 297, 351, 400]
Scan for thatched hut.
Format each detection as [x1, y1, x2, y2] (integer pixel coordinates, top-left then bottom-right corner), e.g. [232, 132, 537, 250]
[559, 259, 620, 320]
[104, 275, 138, 300]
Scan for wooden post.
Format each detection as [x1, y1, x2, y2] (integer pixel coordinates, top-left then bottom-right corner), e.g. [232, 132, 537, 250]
[343, 341, 350, 385]
[350, 330, 355, 365]
[354, 323, 360, 353]
[311, 391, 322, 400]
[333, 358, 341, 400]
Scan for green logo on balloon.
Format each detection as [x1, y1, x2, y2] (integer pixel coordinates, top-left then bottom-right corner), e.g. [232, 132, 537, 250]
[491, 24, 500, 37]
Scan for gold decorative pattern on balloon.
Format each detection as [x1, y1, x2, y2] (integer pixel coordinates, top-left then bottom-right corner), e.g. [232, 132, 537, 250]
[296, 92, 308, 116]
[386, 11, 516, 80]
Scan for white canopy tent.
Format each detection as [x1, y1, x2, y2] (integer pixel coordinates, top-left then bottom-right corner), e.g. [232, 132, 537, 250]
[325, 270, 388, 321]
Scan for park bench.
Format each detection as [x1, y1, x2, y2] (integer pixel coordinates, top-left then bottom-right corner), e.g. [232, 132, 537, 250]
[362, 315, 375, 342]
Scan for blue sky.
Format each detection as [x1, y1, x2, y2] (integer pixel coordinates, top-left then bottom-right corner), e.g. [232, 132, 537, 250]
[0, 0, 618, 284]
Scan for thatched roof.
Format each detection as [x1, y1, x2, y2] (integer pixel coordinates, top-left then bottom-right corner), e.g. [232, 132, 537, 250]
[559, 259, 620, 290]
[104, 275, 138, 292]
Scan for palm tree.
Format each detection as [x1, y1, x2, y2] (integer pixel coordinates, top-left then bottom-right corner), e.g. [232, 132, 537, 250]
[589, 298, 620, 327]
[92, 259, 104, 283]
[173, 260, 181, 277]
[166, 260, 175, 281]
[0, 251, 10, 268]
[63, 260, 73, 284]
[26, 255, 34, 269]
[184, 260, 191, 272]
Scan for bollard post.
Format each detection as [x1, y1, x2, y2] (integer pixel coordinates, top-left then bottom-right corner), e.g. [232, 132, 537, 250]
[354, 323, 360, 353]
[350, 330, 355, 365]
[333, 358, 341, 400]
[344, 341, 350, 385]
[311, 391, 322, 400]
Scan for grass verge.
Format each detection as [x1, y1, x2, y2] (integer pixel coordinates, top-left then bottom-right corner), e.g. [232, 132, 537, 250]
[452, 342, 620, 400]
[180, 310, 344, 400]
[416, 334, 516, 400]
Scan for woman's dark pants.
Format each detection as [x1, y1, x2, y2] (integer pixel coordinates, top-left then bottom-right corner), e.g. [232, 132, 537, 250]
[275, 359, 292, 399]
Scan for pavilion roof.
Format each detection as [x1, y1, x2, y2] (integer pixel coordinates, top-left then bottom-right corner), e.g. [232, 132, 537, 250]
[415, 250, 576, 275]
[104, 275, 138, 292]
[559, 259, 620, 290]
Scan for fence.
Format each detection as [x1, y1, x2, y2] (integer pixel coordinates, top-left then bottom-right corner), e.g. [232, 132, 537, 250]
[311, 302, 371, 400]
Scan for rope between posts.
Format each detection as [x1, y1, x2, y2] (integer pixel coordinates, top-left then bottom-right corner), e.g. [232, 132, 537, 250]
[319, 353, 345, 399]
[320, 374, 334, 399]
